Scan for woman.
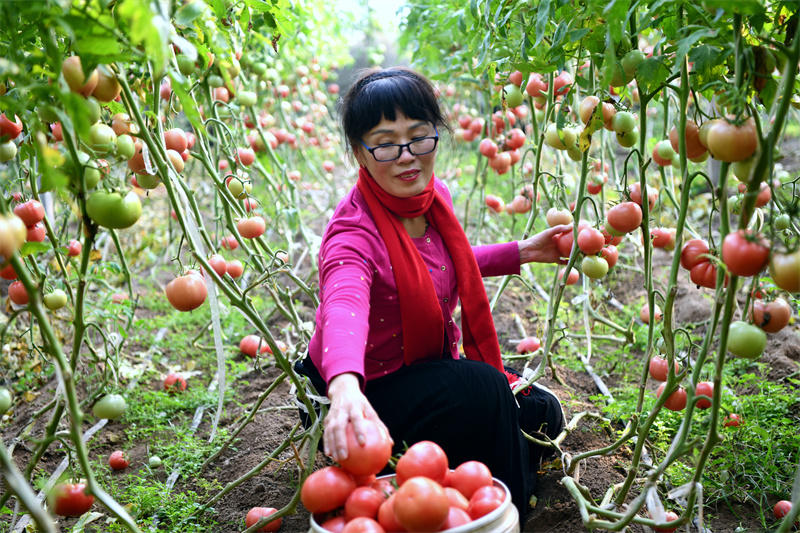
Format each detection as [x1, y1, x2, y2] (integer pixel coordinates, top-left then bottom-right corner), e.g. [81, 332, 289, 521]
[295, 67, 571, 519]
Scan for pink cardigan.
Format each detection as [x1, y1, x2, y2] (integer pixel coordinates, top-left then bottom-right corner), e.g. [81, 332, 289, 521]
[307, 178, 521, 391]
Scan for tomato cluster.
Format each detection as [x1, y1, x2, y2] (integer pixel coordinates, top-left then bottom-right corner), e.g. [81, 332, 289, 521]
[302, 439, 508, 532]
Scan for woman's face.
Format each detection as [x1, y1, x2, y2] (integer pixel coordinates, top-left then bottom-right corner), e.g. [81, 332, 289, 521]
[355, 112, 438, 198]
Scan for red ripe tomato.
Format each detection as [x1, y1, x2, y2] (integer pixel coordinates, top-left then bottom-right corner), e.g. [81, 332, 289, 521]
[653, 510, 679, 533]
[690, 261, 719, 289]
[240, 334, 269, 357]
[26, 222, 46, 243]
[773, 500, 793, 520]
[163, 128, 188, 153]
[221, 235, 239, 250]
[669, 120, 707, 159]
[442, 507, 472, 529]
[245, 507, 281, 532]
[479, 139, 498, 158]
[301, 466, 357, 513]
[13, 200, 45, 226]
[108, 450, 130, 470]
[450, 461, 493, 501]
[628, 182, 658, 211]
[393, 477, 449, 532]
[0, 264, 17, 280]
[395, 441, 449, 486]
[467, 486, 504, 520]
[555, 231, 575, 258]
[320, 516, 347, 533]
[226, 260, 244, 278]
[0, 113, 23, 141]
[48, 482, 94, 517]
[204, 254, 227, 277]
[515, 336, 541, 354]
[577, 228, 605, 255]
[553, 71, 573, 96]
[237, 147, 256, 166]
[723, 413, 742, 427]
[505, 128, 526, 149]
[165, 273, 207, 311]
[695, 381, 713, 409]
[525, 73, 548, 98]
[559, 267, 579, 285]
[352, 473, 377, 487]
[649, 357, 679, 382]
[606, 202, 642, 234]
[377, 494, 407, 532]
[111, 292, 129, 304]
[600, 245, 619, 269]
[371, 478, 396, 499]
[444, 487, 469, 511]
[484, 194, 505, 214]
[342, 517, 385, 533]
[721, 230, 770, 277]
[164, 372, 187, 392]
[751, 298, 791, 333]
[652, 143, 672, 166]
[737, 181, 772, 208]
[67, 239, 82, 257]
[338, 419, 393, 477]
[706, 117, 757, 163]
[656, 383, 687, 411]
[640, 303, 662, 324]
[680, 239, 710, 270]
[651, 228, 673, 248]
[8, 280, 29, 305]
[345, 486, 385, 521]
[237, 216, 266, 239]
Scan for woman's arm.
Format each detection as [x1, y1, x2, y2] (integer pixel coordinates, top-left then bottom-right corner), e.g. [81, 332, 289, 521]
[472, 224, 573, 276]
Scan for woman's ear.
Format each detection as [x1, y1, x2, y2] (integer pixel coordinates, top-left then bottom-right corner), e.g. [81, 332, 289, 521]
[353, 145, 367, 168]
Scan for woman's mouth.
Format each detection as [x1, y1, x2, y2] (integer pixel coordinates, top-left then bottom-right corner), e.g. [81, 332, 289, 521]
[396, 169, 420, 181]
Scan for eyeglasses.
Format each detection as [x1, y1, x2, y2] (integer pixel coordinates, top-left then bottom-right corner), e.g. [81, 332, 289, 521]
[360, 128, 439, 162]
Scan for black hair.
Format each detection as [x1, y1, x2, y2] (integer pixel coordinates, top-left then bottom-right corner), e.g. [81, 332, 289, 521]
[338, 67, 451, 156]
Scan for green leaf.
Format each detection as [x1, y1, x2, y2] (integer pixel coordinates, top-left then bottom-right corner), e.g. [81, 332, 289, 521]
[175, 2, 208, 26]
[676, 28, 716, 69]
[20, 241, 52, 257]
[534, 0, 551, 48]
[74, 36, 121, 57]
[635, 57, 670, 95]
[699, 0, 764, 16]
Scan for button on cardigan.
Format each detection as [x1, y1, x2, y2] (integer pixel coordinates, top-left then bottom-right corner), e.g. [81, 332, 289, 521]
[307, 178, 522, 391]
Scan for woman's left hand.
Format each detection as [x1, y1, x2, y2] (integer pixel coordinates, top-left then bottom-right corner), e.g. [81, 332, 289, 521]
[518, 224, 573, 265]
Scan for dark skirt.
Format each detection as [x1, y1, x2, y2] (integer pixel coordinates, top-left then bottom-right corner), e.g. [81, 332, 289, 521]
[294, 356, 564, 520]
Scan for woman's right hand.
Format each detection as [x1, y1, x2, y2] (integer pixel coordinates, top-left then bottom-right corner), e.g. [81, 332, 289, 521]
[324, 372, 392, 463]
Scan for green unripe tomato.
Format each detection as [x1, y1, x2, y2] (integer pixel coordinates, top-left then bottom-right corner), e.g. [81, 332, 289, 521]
[616, 127, 639, 148]
[86, 190, 142, 229]
[0, 387, 12, 415]
[566, 146, 583, 162]
[732, 157, 757, 182]
[115, 134, 136, 160]
[237, 91, 257, 107]
[545, 123, 577, 150]
[208, 74, 224, 88]
[727, 321, 767, 359]
[43, 289, 68, 311]
[149, 456, 162, 468]
[611, 111, 636, 135]
[84, 97, 102, 125]
[38, 105, 60, 124]
[67, 152, 102, 189]
[582, 256, 609, 279]
[728, 195, 742, 215]
[775, 214, 790, 231]
[227, 177, 252, 199]
[136, 173, 161, 189]
[503, 84, 524, 108]
[177, 56, 195, 76]
[604, 60, 627, 87]
[89, 123, 116, 156]
[620, 34, 632, 51]
[656, 140, 676, 160]
[0, 141, 17, 162]
[251, 62, 267, 76]
[622, 50, 646, 77]
[92, 394, 127, 420]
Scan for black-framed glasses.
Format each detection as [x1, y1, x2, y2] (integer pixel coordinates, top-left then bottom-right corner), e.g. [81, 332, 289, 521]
[360, 127, 439, 162]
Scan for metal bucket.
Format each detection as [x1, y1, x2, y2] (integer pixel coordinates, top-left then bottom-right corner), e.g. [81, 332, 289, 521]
[308, 475, 520, 533]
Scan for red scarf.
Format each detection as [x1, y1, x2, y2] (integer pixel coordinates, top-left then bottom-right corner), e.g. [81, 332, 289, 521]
[356, 167, 504, 373]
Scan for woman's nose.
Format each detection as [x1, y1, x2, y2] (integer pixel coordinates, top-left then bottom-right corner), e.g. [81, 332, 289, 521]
[396, 144, 416, 162]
